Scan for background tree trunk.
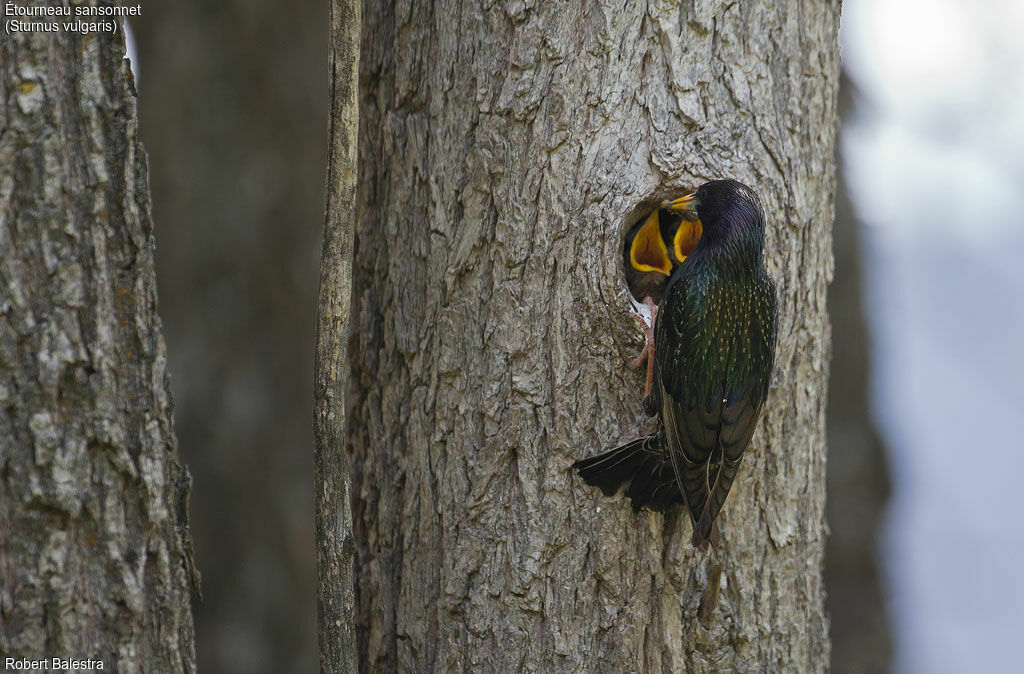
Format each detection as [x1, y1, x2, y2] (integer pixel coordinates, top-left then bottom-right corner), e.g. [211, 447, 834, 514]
[316, 0, 361, 671]
[0, 18, 197, 672]
[825, 72, 892, 672]
[348, 0, 838, 670]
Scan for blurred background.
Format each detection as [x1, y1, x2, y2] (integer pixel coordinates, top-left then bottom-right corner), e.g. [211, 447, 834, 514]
[130, 1, 1022, 672]
[135, 3, 324, 672]
[841, 1, 1024, 672]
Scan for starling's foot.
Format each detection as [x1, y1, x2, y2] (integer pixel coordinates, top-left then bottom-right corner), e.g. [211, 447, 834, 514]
[630, 297, 658, 401]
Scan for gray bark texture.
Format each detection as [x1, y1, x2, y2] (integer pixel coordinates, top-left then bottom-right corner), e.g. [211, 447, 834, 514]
[349, 0, 838, 671]
[0, 18, 198, 673]
[316, 0, 361, 672]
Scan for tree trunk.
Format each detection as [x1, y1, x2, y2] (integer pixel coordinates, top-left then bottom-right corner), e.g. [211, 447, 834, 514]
[825, 73, 892, 673]
[348, 0, 838, 670]
[0, 18, 197, 673]
[316, 0, 361, 672]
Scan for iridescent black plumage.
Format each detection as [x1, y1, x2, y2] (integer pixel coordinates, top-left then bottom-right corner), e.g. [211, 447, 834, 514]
[573, 433, 683, 511]
[575, 180, 777, 549]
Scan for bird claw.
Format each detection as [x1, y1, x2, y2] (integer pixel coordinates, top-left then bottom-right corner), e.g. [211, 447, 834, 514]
[630, 335, 651, 369]
[629, 297, 658, 400]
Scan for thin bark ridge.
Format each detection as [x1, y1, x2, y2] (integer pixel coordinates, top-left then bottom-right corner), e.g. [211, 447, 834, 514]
[316, 0, 361, 672]
[0, 19, 197, 673]
[350, 1, 838, 670]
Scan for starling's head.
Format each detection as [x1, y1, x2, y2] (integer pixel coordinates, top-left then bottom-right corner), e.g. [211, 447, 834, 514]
[662, 179, 765, 259]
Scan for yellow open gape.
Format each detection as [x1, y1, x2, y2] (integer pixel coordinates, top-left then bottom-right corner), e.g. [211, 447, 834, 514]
[673, 217, 702, 262]
[629, 210, 672, 275]
[622, 199, 704, 303]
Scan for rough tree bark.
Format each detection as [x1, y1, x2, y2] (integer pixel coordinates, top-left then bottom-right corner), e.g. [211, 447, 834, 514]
[349, 0, 837, 671]
[0, 17, 197, 673]
[316, 0, 360, 672]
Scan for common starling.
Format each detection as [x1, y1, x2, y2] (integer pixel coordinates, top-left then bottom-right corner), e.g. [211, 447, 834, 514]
[576, 180, 778, 549]
[622, 208, 703, 402]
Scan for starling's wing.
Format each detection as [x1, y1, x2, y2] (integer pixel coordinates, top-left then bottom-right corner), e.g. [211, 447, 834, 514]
[656, 272, 777, 548]
[654, 273, 710, 541]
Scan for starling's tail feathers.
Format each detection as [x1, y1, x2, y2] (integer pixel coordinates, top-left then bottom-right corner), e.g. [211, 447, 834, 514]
[573, 434, 682, 511]
[693, 519, 722, 551]
[692, 504, 724, 549]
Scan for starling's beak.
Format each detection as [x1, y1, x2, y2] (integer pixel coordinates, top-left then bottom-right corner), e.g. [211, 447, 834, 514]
[662, 191, 699, 215]
[660, 192, 703, 261]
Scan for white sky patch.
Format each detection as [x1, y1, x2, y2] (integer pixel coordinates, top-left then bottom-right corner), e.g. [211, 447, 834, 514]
[843, 0, 980, 112]
[843, 117, 1021, 249]
[841, 0, 1024, 245]
[124, 19, 139, 85]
